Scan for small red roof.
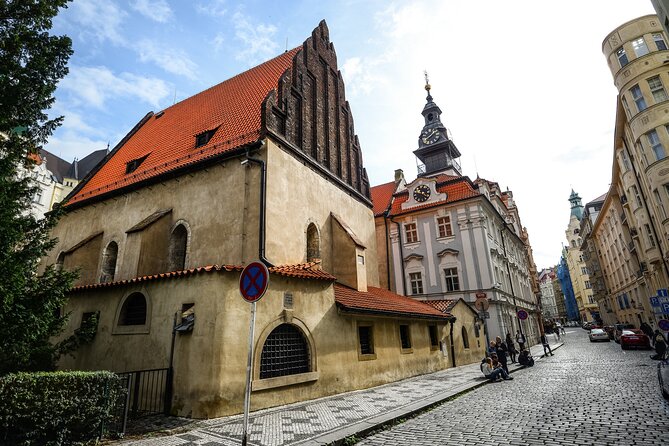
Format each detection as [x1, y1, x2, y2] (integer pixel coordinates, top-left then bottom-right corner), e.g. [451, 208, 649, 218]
[389, 177, 480, 216]
[370, 181, 396, 216]
[423, 299, 457, 313]
[66, 47, 301, 207]
[334, 284, 452, 320]
[69, 262, 335, 292]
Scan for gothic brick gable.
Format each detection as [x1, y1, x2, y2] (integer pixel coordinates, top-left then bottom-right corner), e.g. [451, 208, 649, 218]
[262, 20, 371, 202]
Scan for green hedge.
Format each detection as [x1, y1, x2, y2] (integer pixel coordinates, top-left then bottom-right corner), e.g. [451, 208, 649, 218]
[0, 371, 126, 445]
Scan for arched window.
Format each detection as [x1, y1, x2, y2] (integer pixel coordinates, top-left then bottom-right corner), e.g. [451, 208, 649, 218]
[306, 223, 320, 262]
[168, 223, 188, 271]
[260, 324, 310, 379]
[100, 241, 118, 283]
[461, 326, 470, 349]
[118, 293, 147, 326]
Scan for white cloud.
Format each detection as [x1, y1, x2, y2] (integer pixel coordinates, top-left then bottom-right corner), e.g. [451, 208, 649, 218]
[67, 0, 126, 45]
[59, 66, 171, 109]
[136, 39, 198, 79]
[131, 0, 173, 23]
[197, 0, 227, 17]
[232, 12, 279, 64]
[212, 32, 226, 52]
[45, 132, 110, 164]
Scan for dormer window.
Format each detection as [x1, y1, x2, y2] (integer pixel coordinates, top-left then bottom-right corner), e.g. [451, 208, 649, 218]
[195, 128, 217, 148]
[126, 154, 149, 174]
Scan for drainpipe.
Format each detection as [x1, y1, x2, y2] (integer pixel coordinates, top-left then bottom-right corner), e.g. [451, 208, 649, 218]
[389, 215, 407, 296]
[241, 148, 273, 267]
[449, 318, 456, 367]
[384, 210, 391, 289]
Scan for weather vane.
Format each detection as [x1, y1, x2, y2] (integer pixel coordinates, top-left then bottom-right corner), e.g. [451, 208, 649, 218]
[424, 70, 431, 91]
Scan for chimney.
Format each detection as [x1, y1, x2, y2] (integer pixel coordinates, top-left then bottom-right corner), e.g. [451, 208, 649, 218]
[394, 169, 404, 183]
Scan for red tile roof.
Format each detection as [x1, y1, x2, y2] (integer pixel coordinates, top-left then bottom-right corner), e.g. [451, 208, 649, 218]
[370, 181, 396, 216]
[424, 299, 457, 313]
[69, 262, 335, 292]
[66, 47, 301, 207]
[388, 177, 480, 216]
[334, 284, 453, 320]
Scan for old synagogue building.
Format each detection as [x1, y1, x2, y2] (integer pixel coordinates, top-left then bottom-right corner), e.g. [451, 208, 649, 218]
[42, 21, 491, 419]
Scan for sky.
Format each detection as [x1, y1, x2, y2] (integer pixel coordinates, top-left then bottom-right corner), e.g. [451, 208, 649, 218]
[46, 0, 657, 270]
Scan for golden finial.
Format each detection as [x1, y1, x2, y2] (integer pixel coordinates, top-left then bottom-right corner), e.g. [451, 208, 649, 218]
[424, 70, 431, 92]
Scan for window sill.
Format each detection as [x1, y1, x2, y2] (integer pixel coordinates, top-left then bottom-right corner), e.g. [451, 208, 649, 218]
[400, 347, 414, 354]
[358, 353, 377, 361]
[252, 371, 319, 391]
[112, 325, 150, 335]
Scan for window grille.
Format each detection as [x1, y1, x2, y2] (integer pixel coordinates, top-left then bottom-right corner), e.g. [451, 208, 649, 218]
[119, 293, 147, 326]
[358, 326, 373, 355]
[399, 324, 411, 349]
[260, 324, 310, 379]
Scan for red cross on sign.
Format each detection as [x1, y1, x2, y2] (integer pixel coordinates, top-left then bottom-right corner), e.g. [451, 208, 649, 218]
[239, 261, 269, 303]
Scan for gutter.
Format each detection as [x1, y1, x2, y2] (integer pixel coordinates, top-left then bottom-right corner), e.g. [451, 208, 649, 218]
[241, 145, 273, 267]
[389, 215, 407, 296]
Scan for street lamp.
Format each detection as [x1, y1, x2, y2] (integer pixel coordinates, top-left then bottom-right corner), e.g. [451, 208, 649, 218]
[500, 221, 524, 337]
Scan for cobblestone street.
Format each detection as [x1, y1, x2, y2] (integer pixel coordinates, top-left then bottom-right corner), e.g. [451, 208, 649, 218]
[357, 329, 669, 446]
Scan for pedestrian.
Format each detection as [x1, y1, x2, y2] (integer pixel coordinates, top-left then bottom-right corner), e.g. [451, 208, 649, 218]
[518, 348, 534, 367]
[495, 336, 509, 373]
[481, 357, 514, 382]
[540, 332, 554, 356]
[515, 330, 526, 352]
[506, 332, 517, 363]
[553, 323, 561, 341]
[488, 340, 497, 357]
[641, 322, 654, 345]
[652, 330, 667, 360]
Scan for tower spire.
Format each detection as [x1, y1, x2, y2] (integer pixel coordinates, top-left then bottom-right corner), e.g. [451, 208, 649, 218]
[424, 70, 432, 101]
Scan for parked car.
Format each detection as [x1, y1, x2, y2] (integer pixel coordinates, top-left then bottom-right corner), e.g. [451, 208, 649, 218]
[614, 323, 636, 343]
[658, 357, 669, 400]
[620, 329, 651, 350]
[582, 322, 594, 330]
[603, 325, 615, 340]
[589, 328, 610, 342]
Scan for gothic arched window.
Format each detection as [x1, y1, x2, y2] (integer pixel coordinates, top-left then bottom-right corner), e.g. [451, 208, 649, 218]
[118, 292, 147, 326]
[306, 223, 320, 262]
[100, 241, 118, 283]
[260, 324, 310, 379]
[168, 223, 188, 271]
[461, 326, 470, 349]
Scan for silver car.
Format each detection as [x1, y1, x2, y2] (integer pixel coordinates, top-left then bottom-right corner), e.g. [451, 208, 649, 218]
[589, 328, 610, 342]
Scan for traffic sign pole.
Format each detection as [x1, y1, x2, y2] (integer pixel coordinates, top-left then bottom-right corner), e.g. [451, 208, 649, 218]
[242, 301, 256, 446]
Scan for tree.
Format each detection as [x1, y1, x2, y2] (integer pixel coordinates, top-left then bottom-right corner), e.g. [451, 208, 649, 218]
[0, 0, 77, 375]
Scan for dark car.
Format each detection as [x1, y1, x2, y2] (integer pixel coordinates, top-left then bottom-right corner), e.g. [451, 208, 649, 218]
[620, 329, 651, 350]
[614, 323, 636, 343]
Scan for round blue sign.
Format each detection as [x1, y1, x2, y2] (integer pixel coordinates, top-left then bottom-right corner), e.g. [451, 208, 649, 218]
[517, 309, 529, 320]
[239, 261, 269, 303]
[659, 319, 669, 332]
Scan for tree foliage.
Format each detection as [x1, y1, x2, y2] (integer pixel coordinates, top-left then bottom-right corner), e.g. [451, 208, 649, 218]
[0, 0, 77, 375]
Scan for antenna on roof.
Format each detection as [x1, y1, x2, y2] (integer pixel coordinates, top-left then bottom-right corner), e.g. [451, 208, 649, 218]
[106, 141, 110, 153]
[285, 37, 288, 53]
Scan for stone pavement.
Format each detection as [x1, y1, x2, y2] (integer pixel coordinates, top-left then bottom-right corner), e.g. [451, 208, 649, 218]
[114, 337, 564, 446]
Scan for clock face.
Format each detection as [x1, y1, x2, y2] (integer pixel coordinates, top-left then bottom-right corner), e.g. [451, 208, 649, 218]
[413, 184, 431, 202]
[421, 128, 440, 145]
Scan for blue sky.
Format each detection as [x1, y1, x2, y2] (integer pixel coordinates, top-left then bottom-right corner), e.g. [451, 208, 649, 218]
[47, 0, 655, 269]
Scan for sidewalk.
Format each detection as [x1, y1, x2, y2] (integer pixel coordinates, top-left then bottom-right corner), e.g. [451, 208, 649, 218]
[116, 339, 564, 446]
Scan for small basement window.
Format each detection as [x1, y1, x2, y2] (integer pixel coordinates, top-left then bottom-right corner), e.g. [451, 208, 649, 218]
[126, 154, 149, 174]
[195, 128, 218, 148]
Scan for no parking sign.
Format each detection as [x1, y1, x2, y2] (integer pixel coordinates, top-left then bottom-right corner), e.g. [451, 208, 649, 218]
[659, 319, 669, 332]
[517, 309, 529, 320]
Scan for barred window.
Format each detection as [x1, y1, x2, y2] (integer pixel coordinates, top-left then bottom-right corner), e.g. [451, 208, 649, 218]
[405, 222, 418, 243]
[437, 216, 453, 238]
[260, 324, 310, 379]
[119, 293, 147, 326]
[100, 241, 118, 283]
[461, 326, 470, 349]
[428, 325, 439, 348]
[358, 325, 374, 355]
[399, 324, 411, 349]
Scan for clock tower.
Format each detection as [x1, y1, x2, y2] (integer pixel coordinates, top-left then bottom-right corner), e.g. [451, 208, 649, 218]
[413, 74, 461, 177]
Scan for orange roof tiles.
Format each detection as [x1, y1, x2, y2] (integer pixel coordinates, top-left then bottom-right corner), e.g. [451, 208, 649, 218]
[424, 299, 457, 313]
[388, 177, 480, 216]
[370, 181, 396, 216]
[66, 47, 301, 207]
[70, 262, 334, 292]
[334, 284, 453, 320]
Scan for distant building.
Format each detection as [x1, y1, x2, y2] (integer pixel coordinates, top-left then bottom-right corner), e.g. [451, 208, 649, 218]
[557, 251, 579, 321]
[371, 81, 541, 344]
[579, 193, 606, 323]
[538, 268, 558, 321]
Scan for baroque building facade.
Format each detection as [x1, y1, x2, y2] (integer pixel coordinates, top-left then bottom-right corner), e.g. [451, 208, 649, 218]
[44, 22, 466, 419]
[538, 268, 559, 322]
[371, 82, 541, 346]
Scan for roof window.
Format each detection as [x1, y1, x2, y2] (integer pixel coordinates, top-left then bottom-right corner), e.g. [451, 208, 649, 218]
[195, 127, 218, 148]
[126, 154, 149, 174]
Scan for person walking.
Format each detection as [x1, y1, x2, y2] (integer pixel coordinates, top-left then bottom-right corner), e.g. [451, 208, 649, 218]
[495, 336, 509, 374]
[506, 332, 517, 363]
[641, 322, 654, 345]
[652, 329, 667, 360]
[515, 330, 526, 352]
[540, 332, 554, 356]
[553, 323, 561, 341]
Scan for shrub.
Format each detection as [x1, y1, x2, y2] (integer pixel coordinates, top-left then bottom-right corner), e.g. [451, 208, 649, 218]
[0, 371, 126, 445]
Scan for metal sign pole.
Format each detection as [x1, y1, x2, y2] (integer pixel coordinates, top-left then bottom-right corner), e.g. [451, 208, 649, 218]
[242, 301, 256, 446]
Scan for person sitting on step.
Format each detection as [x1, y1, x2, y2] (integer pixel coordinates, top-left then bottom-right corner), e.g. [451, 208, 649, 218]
[481, 357, 513, 382]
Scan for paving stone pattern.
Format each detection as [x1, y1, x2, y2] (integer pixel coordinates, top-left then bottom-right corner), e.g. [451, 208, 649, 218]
[358, 331, 669, 446]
